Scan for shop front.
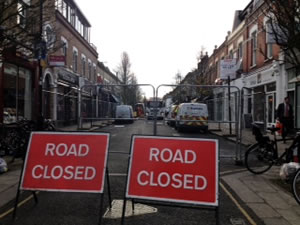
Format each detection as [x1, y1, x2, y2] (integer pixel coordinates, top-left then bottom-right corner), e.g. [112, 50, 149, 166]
[244, 64, 278, 128]
[56, 68, 79, 126]
[0, 62, 35, 124]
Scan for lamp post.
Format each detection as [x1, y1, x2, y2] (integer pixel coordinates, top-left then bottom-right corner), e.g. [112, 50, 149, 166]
[36, 0, 45, 130]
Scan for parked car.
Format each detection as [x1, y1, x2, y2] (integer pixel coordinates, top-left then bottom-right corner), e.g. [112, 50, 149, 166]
[115, 105, 134, 124]
[175, 103, 208, 133]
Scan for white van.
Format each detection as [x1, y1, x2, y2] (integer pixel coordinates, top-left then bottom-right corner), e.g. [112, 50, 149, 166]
[175, 103, 208, 132]
[115, 105, 134, 124]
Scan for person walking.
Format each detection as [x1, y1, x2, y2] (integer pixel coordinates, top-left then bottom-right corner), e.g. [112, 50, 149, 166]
[276, 97, 294, 142]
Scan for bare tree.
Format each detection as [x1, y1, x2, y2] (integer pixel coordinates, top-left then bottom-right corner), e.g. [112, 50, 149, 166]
[116, 51, 142, 105]
[264, 0, 300, 69]
[0, 0, 59, 63]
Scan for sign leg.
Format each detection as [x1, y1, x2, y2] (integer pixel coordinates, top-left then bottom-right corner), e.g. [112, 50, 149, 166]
[121, 198, 127, 225]
[106, 168, 112, 209]
[98, 194, 104, 225]
[131, 199, 135, 213]
[215, 207, 219, 225]
[32, 191, 38, 204]
[12, 189, 21, 221]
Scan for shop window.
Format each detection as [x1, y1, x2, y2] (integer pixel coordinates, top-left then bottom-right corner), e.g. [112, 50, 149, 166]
[3, 64, 32, 123]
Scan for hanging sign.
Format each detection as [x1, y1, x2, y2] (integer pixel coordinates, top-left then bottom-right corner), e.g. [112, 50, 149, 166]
[126, 136, 219, 206]
[21, 132, 110, 193]
[220, 59, 237, 80]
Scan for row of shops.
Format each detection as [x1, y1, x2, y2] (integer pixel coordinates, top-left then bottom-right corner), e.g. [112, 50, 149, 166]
[0, 60, 119, 126]
[227, 59, 300, 129]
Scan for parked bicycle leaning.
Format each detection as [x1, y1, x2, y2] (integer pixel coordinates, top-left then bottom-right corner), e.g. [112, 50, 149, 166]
[245, 123, 300, 174]
[245, 122, 300, 205]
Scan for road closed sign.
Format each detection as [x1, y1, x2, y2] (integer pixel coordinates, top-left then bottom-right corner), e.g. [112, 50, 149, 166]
[126, 136, 219, 206]
[21, 132, 110, 193]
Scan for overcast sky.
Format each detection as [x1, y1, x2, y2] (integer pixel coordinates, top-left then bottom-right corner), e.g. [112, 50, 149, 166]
[75, 0, 251, 97]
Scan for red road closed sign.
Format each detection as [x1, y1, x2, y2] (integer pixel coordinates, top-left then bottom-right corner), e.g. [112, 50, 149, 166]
[21, 132, 110, 193]
[126, 136, 219, 206]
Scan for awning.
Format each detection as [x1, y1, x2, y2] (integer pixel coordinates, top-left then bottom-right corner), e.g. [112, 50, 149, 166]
[110, 94, 120, 103]
[289, 76, 300, 83]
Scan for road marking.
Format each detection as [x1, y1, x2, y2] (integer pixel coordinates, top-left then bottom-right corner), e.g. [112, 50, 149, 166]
[172, 133, 180, 136]
[0, 192, 39, 219]
[220, 182, 257, 225]
[103, 199, 157, 219]
[230, 217, 246, 225]
[220, 169, 247, 176]
[109, 173, 127, 177]
[114, 125, 125, 128]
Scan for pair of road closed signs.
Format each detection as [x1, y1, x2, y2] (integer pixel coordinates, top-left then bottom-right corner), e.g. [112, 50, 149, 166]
[21, 132, 219, 207]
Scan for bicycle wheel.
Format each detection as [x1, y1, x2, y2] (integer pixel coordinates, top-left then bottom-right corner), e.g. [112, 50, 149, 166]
[292, 169, 300, 205]
[245, 143, 275, 174]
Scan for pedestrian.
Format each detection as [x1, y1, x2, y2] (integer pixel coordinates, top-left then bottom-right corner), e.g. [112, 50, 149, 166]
[276, 97, 294, 142]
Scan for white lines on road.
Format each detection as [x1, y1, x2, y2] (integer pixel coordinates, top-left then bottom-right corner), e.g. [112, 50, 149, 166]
[172, 133, 180, 136]
[109, 173, 127, 177]
[114, 125, 125, 128]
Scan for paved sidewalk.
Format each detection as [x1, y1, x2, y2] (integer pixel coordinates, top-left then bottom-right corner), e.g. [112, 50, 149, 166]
[209, 123, 300, 225]
[0, 122, 299, 225]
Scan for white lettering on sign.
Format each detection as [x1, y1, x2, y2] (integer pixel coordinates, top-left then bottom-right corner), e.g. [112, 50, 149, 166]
[32, 165, 96, 180]
[149, 148, 196, 164]
[135, 147, 208, 191]
[45, 143, 89, 157]
[137, 170, 207, 190]
[30, 143, 96, 181]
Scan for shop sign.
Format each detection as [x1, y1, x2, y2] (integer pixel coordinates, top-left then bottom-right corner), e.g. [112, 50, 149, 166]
[48, 55, 65, 67]
[58, 68, 78, 85]
[126, 136, 219, 206]
[21, 132, 110, 193]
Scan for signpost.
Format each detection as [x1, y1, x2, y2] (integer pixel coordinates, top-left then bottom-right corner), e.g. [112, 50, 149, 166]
[220, 59, 237, 135]
[123, 135, 219, 224]
[14, 132, 110, 224]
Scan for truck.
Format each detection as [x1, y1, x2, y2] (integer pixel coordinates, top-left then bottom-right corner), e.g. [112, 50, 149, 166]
[146, 98, 164, 120]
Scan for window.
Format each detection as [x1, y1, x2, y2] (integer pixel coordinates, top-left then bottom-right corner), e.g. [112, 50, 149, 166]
[81, 55, 86, 76]
[73, 48, 78, 72]
[55, 0, 63, 13]
[238, 42, 243, 59]
[93, 64, 97, 82]
[88, 60, 92, 79]
[229, 50, 233, 59]
[70, 8, 75, 27]
[251, 31, 257, 66]
[265, 20, 273, 59]
[61, 37, 68, 58]
[62, 1, 67, 18]
[17, 2, 27, 27]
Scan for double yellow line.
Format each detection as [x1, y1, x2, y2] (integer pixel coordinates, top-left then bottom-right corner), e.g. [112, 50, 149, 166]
[1, 173, 257, 225]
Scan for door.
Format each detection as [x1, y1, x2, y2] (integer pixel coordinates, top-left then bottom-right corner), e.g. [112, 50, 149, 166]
[266, 93, 276, 127]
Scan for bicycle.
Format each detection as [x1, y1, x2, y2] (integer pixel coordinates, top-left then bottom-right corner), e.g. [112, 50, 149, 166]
[245, 123, 300, 174]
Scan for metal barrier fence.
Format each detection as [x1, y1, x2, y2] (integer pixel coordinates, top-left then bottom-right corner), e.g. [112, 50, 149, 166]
[75, 84, 243, 161]
[156, 84, 242, 161]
